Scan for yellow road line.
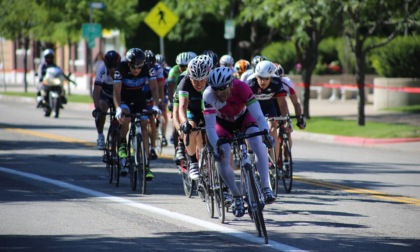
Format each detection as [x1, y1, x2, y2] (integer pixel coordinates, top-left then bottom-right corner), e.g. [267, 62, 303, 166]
[5, 128, 95, 146]
[4, 126, 420, 206]
[295, 176, 420, 206]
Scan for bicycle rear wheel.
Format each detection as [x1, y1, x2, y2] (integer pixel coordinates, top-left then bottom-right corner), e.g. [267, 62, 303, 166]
[281, 138, 293, 193]
[135, 133, 147, 194]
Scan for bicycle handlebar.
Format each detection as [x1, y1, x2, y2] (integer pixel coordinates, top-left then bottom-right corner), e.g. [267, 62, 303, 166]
[217, 129, 269, 146]
[185, 126, 206, 147]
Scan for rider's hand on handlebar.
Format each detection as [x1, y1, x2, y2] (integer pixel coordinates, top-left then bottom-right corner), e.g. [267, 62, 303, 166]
[116, 107, 124, 123]
[152, 105, 161, 115]
[263, 134, 274, 149]
[180, 121, 192, 134]
[297, 115, 306, 129]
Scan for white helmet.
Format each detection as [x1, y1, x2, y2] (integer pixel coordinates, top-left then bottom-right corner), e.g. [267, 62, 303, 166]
[219, 54, 234, 67]
[188, 55, 213, 80]
[43, 48, 54, 57]
[188, 51, 197, 59]
[176, 52, 192, 65]
[255, 61, 276, 78]
[207, 67, 234, 89]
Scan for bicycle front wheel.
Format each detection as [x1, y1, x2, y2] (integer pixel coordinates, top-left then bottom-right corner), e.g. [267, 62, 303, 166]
[128, 135, 137, 192]
[155, 120, 163, 156]
[111, 127, 121, 187]
[245, 163, 268, 244]
[268, 147, 279, 198]
[281, 138, 293, 193]
[135, 133, 147, 194]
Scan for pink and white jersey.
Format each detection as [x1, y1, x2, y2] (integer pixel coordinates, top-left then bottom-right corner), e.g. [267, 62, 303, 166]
[203, 79, 258, 122]
[281, 76, 296, 96]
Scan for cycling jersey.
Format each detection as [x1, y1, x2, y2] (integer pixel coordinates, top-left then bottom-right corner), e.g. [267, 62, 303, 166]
[177, 73, 205, 123]
[143, 63, 165, 101]
[167, 65, 182, 85]
[246, 73, 287, 117]
[281, 76, 296, 96]
[114, 60, 156, 112]
[240, 68, 254, 82]
[94, 64, 114, 98]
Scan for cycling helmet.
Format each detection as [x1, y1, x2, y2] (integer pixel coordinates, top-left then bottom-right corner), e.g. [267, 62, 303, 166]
[255, 61, 276, 78]
[144, 50, 156, 64]
[220, 54, 234, 67]
[234, 59, 251, 75]
[188, 51, 197, 59]
[104, 50, 121, 68]
[126, 48, 146, 66]
[155, 54, 165, 65]
[207, 67, 234, 89]
[251, 55, 267, 67]
[201, 50, 219, 68]
[43, 48, 54, 58]
[273, 63, 284, 76]
[176, 52, 191, 66]
[188, 55, 213, 81]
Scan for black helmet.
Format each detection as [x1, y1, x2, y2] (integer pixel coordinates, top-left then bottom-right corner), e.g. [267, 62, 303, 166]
[126, 48, 146, 66]
[201, 50, 219, 68]
[104, 50, 121, 68]
[251, 55, 267, 67]
[144, 50, 156, 65]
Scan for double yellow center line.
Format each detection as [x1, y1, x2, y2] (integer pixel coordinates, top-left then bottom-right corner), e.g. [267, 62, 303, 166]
[3, 126, 420, 206]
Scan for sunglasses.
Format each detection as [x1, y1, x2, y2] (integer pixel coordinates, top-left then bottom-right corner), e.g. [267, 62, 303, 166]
[257, 76, 270, 81]
[212, 83, 231, 92]
[129, 63, 144, 69]
[179, 64, 187, 68]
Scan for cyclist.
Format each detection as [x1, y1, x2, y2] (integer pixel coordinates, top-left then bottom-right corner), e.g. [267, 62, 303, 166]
[203, 67, 276, 218]
[233, 59, 251, 80]
[178, 55, 213, 180]
[155, 54, 170, 146]
[92, 50, 121, 150]
[219, 54, 235, 71]
[240, 55, 267, 82]
[246, 60, 290, 162]
[273, 63, 306, 167]
[143, 49, 165, 160]
[202, 50, 219, 69]
[169, 52, 195, 163]
[113, 48, 161, 179]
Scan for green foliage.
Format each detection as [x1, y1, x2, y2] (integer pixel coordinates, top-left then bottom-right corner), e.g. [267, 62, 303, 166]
[261, 41, 296, 75]
[370, 36, 420, 78]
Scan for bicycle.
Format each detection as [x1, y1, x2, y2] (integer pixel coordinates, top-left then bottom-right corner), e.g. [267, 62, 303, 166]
[122, 110, 153, 194]
[178, 126, 205, 198]
[217, 129, 270, 244]
[198, 139, 228, 224]
[267, 115, 295, 194]
[93, 105, 121, 187]
[154, 113, 164, 157]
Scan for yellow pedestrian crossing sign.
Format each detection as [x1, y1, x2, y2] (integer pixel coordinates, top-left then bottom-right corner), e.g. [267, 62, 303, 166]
[144, 2, 179, 38]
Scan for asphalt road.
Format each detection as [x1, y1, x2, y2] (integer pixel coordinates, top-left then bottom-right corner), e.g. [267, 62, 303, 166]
[0, 98, 419, 251]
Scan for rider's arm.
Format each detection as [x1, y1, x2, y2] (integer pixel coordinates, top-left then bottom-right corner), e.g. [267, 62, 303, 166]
[247, 101, 269, 132]
[178, 91, 189, 125]
[204, 113, 218, 151]
[113, 82, 122, 108]
[290, 94, 302, 117]
[93, 84, 102, 109]
[149, 78, 159, 106]
[276, 96, 289, 116]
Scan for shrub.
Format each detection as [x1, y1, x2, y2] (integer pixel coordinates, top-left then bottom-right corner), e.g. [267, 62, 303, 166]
[370, 36, 420, 78]
[261, 41, 296, 75]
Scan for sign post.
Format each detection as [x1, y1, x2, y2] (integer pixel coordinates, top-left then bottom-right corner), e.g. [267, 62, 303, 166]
[144, 2, 179, 57]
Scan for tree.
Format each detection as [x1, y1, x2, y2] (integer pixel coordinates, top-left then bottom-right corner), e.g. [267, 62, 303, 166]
[240, 0, 340, 118]
[0, 0, 40, 92]
[336, 0, 420, 126]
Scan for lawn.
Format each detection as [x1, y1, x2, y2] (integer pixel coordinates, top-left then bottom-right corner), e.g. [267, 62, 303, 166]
[2, 91, 420, 139]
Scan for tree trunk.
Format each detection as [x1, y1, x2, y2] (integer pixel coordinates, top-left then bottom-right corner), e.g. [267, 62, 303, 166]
[301, 69, 312, 119]
[23, 37, 30, 93]
[354, 40, 366, 126]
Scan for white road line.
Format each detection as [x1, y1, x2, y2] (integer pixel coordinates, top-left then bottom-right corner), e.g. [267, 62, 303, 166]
[0, 166, 305, 252]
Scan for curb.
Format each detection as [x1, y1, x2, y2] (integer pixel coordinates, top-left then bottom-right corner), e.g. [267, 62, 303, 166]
[293, 131, 420, 145]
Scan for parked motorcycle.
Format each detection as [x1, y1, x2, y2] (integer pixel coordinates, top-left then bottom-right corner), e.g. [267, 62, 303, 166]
[39, 67, 66, 118]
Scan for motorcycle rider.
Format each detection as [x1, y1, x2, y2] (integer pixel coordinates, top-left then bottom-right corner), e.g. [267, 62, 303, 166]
[36, 48, 67, 108]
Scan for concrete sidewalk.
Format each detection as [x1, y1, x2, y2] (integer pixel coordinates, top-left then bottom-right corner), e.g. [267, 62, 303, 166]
[1, 87, 419, 154]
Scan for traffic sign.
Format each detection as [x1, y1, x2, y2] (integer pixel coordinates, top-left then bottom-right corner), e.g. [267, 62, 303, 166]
[144, 2, 179, 38]
[82, 23, 102, 39]
[224, 19, 235, 39]
[88, 38, 96, 49]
